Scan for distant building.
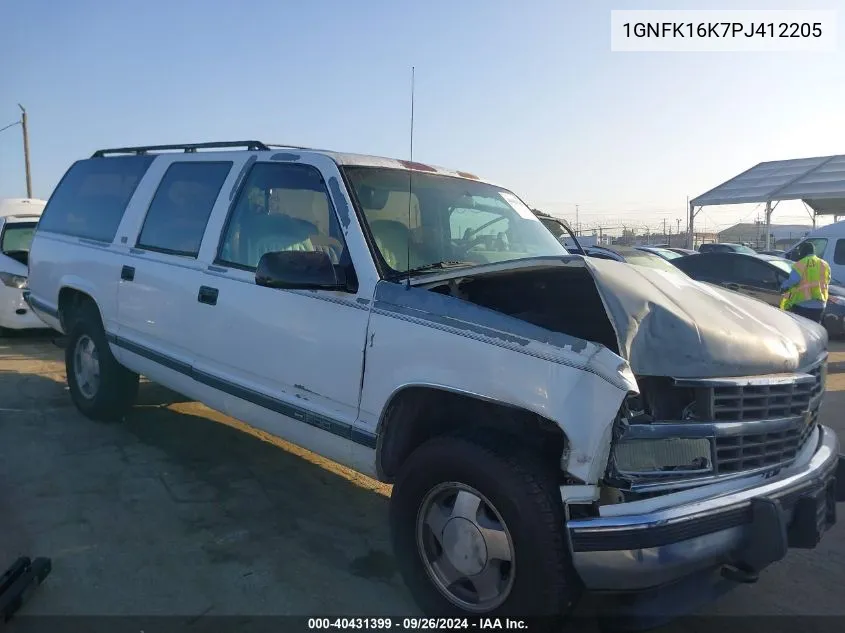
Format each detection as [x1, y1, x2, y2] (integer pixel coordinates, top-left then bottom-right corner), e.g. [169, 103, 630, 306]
[717, 222, 811, 250]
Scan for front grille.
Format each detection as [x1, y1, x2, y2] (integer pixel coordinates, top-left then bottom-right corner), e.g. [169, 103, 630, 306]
[710, 363, 825, 422]
[714, 409, 818, 473]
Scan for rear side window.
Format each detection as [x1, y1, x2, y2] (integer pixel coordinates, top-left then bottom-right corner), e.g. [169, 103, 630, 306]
[833, 239, 845, 265]
[137, 162, 232, 257]
[38, 156, 154, 242]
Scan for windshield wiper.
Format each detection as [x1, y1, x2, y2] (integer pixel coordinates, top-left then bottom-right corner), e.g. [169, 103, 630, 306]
[399, 260, 477, 277]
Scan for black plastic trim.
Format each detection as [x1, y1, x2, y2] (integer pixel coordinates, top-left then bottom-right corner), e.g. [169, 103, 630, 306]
[27, 294, 58, 319]
[106, 333, 377, 449]
[92, 141, 269, 158]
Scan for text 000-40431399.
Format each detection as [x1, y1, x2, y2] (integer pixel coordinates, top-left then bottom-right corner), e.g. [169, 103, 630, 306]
[610, 10, 838, 52]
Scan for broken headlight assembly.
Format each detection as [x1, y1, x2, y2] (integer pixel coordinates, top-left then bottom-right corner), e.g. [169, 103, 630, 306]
[614, 437, 713, 476]
[605, 382, 714, 494]
[0, 273, 27, 289]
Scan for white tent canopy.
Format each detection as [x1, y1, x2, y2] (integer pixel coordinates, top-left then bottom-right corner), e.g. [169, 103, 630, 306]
[689, 154, 845, 248]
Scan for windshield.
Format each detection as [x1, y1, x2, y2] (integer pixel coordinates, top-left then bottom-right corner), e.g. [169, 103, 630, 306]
[1, 222, 37, 254]
[769, 259, 793, 275]
[343, 167, 568, 276]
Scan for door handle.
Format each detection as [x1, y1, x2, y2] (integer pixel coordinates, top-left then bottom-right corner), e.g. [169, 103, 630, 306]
[724, 282, 740, 290]
[197, 285, 219, 306]
[121, 265, 135, 281]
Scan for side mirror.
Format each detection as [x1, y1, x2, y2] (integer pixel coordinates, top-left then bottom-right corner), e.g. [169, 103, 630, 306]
[255, 250, 347, 291]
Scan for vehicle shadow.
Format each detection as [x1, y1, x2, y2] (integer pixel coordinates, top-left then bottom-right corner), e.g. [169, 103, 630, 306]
[0, 370, 415, 616]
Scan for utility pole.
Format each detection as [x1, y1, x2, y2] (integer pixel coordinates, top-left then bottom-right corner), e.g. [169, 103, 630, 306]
[18, 104, 32, 198]
[575, 204, 580, 236]
[663, 218, 667, 238]
[676, 218, 681, 235]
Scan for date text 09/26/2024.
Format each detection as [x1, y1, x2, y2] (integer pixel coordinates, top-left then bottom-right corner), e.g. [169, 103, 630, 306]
[307, 618, 528, 630]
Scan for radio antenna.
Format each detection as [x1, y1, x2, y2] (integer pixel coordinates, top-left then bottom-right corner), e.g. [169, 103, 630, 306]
[406, 66, 415, 289]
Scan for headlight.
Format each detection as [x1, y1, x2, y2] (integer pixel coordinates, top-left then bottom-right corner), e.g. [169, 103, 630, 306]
[0, 273, 27, 289]
[614, 438, 713, 475]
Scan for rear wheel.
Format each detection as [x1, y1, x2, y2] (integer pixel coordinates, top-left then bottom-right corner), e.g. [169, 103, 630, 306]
[389, 431, 580, 620]
[65, 300, 139, 421]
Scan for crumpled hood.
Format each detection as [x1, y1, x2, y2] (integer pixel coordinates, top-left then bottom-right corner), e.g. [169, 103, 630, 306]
[580, 257, 828, 377]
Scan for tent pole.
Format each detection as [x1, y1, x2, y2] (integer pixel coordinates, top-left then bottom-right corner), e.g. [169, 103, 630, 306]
[688, 200, 695, 249]
[764, 200, 773, 250]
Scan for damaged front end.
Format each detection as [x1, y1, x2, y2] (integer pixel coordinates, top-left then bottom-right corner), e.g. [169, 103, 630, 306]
[604, 360, 827, 502]
[415, 253, 830, 498]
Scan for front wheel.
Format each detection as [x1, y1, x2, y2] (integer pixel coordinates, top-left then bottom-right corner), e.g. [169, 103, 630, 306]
[65, 301, 139, 421]
[389, 432, 580, 619]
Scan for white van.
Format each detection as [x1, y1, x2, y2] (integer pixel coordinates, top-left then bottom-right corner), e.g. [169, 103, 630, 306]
[785, 220, 845, 284]
[0, 198, 49, 334]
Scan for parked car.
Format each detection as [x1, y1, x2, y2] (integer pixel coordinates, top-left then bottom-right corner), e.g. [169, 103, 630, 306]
[584, 244, 684, 274]
[758, 249, 786, 257]
[0, 198, 49, 334]
[822, 284, 845, 338]
[673, 252, 793, 307]
[675, 252, 845, 338]
[25, 141, 842, 622]
[698, 242, 758, 255]
[634, 245, 683, 261]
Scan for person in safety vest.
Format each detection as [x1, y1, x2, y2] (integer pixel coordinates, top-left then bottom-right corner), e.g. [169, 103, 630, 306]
[779, 241, 831, 323]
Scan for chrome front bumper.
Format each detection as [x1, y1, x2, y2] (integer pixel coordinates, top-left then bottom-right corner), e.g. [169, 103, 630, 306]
[567, 425, 843, 592]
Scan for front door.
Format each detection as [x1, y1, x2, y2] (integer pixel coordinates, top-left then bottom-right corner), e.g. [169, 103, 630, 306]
[189, 160, 372, 465]
[732, 257, 786, 307]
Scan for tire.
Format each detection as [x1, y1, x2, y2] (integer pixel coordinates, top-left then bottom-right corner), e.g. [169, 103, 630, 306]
[65, 300, 139, 421]
[390, 431, 580, 620]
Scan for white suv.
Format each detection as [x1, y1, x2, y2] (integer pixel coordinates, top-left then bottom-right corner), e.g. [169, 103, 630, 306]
[25, 141, 844, 623]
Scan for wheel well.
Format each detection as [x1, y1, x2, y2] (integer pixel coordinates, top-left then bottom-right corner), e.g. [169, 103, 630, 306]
[376, 386, 568, 483]
[58, 287, 96, 332]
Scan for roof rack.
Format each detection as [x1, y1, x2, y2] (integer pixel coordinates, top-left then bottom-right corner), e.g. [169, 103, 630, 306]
[91, 140, 271, 158]
[265, 143, 328, 152]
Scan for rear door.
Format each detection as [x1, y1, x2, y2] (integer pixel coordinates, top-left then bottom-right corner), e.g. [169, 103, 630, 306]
[114, 158, 235, 385]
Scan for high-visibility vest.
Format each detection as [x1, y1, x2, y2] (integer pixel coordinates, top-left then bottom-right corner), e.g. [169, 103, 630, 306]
[780, 255, 831, 310]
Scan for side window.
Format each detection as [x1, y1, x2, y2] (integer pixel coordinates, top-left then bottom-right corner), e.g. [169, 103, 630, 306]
[834, 239, 845, 265]
[218, 162, 344, 270]
[37, 156, 154, 242]
[136, 162, 232, 257]
[450, 208, 508, 241]
[675, 254, 713, 277]
[735, 257, 778, 286]
[808, 238, 829, 258]
[701, 254, 738, 280]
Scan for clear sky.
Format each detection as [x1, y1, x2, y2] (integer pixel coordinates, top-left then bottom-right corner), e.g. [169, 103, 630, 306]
[2, 0, 844, 235]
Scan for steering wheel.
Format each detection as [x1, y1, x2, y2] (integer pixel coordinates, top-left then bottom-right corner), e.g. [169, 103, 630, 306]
[309, 235, 345, 264]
